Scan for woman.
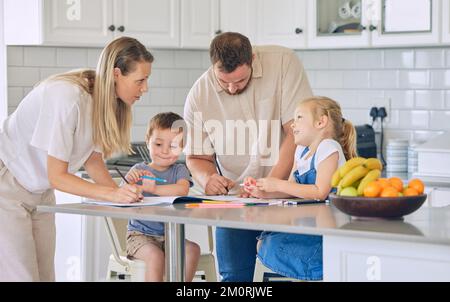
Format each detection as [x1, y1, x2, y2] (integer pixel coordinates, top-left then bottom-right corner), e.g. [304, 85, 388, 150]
[0, 37, 154, 281]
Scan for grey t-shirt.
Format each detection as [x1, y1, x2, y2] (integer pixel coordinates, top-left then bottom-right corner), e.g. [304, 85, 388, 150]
[127, 162, 192, 236]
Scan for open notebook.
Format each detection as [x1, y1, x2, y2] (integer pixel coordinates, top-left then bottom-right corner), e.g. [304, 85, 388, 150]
[81, 195, 324, 207]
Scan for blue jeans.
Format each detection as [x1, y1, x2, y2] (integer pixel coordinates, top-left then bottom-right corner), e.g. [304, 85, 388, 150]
[215, 227, 261, 282]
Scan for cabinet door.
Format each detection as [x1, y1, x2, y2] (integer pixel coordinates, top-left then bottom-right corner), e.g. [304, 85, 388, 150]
[442, 0, 450, 43]
[114, 0, 180, 48]
[181, 0, 219, 49]
[307, 0, 371, 48]
[255, 0, 307, 49]
[219, 0, 257, 43]
[371, 0, 439, 47]
[44, 0, 113, 46]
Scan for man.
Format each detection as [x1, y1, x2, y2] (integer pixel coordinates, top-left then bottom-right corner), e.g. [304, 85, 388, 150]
[184, 32, 312, 281]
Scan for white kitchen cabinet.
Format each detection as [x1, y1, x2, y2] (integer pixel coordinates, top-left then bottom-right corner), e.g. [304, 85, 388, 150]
[442, 0, 450, 43]
[4, 0, 180, 48]
[180, 0, 219, 49]
[324, 235, 450, 281]
[370, 0, 439, 47]
[219, 0, 257, 42]
[308, 0, 439, 49]
[255, 0, 307, 48]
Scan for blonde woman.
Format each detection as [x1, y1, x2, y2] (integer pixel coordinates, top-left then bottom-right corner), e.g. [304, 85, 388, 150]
[0, 37, 154, 281]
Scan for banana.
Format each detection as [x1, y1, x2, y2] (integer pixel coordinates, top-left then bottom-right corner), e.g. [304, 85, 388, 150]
[340, 165, 370, 188]
[357, 169, 381, 196]
[339, 157, 366, 178]
[352, 179, 362, 189]
[331, 169, 341, 187]
[363, 158, 383, 171]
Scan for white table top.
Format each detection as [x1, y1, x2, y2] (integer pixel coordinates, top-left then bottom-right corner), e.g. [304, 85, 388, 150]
[38, 202, 450, 245]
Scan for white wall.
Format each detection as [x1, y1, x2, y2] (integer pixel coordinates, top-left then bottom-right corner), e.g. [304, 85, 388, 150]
[6, 45, 450, 144]
[0, 0, 8, 120]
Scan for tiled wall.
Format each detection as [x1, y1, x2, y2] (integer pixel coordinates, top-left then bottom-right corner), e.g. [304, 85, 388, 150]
[7, 46, 450, 145]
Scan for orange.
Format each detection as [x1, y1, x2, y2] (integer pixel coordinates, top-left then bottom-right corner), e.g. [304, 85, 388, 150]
[377, 178, 390, 189]
[380, 186, 400, 198]
[389, 177, 404, 192]
[363, 181, 382, 198]
[403, 187, 419, 196]
[408, 179, 425, 195]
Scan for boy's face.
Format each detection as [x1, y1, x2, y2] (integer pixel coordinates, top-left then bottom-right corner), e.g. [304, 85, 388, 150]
[147, 128, 183, 168]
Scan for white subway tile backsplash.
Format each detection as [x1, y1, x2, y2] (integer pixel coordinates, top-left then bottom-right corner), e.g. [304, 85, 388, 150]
[385, 90, 414, 109]
[7, 87, 23, 107]
[175, 51, 204, 69]
[56, 48, 88, 67]
[343, 71, 370, 89]
[315, 71, 344, 88]
[7, 46, 23, 66]
[399, 71, 430, 89]
[398, 110, 429, 129]
[429, 111, 450, 130]
[174, 88, 190, 106]
[298, 51, 329, 70]
[6, 45, 450, 143]
[370, 70, 399, 89]
[328, 51, 357, 70]
[384, 49, 414, 69]
[160, 70, 189, 87]
[24, 47, 56, 67]
[413, 130, 443, 143]
[415, 49, 445, 69]
[415, 90, 445, 109]
[7, 67, 40, 86]
[431, 70, 450, 89]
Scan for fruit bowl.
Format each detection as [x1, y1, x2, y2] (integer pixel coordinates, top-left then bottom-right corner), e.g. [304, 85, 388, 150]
[329, 193, 427, 219]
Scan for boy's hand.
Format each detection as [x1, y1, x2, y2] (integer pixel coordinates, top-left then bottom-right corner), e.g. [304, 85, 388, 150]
[141, 171, 157, 194]
[125, 168, 149, 184]
[256, 177, 280, 193]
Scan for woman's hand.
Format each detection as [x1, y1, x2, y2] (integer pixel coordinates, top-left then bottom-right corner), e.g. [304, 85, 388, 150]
[255, 177, 281, 193]
[110, 184, 143, 203]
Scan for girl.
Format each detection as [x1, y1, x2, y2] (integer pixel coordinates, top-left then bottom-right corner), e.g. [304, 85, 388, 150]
[0, 37, 153, 281]
[244, 96, 357, 280]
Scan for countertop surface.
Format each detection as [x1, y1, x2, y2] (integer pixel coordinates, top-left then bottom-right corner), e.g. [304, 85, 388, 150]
[39, 201, 450, 245]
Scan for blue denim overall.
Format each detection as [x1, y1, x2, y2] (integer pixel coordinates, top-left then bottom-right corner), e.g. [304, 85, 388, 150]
[257, 147, 323, 281]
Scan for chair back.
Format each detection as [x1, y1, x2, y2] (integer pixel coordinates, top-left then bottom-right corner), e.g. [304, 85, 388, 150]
[104, 217, 128, 256]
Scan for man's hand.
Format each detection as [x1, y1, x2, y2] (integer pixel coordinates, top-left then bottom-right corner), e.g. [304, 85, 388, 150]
[205, 174, 235, 195]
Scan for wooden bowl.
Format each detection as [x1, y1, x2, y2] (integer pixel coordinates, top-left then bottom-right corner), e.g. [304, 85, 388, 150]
[329, 193, 427, 219]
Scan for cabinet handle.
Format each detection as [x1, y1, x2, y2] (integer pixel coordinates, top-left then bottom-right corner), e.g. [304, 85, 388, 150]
[215, 30, 222, 35]
[118, 26, 125, 32]
[108, 25, 116, 32]
[369, 25, 377, 31]
[295, 28, 303, 34]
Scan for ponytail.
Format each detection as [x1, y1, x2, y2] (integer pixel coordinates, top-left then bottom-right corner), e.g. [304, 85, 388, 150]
[340, 119, 357, 160]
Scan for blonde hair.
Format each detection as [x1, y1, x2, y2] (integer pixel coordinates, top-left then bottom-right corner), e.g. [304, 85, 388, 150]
[41, 69, 96, 94]
[93, 37, 154, 158]
[301, 96, 357, 160]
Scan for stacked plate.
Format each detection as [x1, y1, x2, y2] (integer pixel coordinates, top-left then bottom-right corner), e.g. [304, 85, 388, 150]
[386, 139, 408, 173]
[407, 143, 420, 174]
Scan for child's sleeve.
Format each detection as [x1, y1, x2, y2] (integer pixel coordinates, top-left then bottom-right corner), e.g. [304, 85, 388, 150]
[174, 164, 194, 187]
[316, 140, 343, 166]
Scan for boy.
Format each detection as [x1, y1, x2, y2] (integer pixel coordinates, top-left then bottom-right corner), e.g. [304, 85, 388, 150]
[124, 112, 200, 282]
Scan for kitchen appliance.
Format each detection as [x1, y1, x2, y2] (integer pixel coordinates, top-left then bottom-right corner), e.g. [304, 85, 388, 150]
[355, 124, 377, 158]
[414, 131, 450, 183]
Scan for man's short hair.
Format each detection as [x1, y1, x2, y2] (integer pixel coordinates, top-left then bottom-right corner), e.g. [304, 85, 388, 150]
[209, 32, 252, 73]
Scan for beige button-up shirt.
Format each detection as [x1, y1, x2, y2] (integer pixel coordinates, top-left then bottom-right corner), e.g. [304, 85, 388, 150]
[184, 45, 312, 191]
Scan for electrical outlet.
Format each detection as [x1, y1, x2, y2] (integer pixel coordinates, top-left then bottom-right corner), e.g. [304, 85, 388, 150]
[370, 98, 391, 131]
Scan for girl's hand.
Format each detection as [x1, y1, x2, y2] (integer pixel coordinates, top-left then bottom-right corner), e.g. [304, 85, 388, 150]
[243, 184, 268, 199]
[239, 176, 257, 197]
[111, 184, 143, 203]
[256, 177, 280, 193]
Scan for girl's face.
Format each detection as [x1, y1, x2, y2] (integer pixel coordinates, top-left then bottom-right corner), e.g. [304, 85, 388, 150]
[147, 128, 184, 169]
[291, 104, 318, 146]
[114, 61, 152, 106]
